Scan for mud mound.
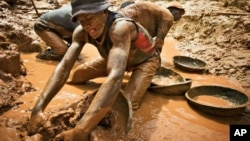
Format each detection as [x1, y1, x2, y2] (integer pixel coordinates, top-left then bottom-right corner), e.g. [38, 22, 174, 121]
[26, 92, 115, 141]
[0, 0, 38, 114]
[0, 70, 34, 114]
[224, 0, 250, 12]
[0, 0, 41, 52]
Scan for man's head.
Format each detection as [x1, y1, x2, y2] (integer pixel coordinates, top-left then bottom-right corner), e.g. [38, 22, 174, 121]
[71, 0, 111, 22]
[166, 2, 185, 21]
[71, 0, 111, 39]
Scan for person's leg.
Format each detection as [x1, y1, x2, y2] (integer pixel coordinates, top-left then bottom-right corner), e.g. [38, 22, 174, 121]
[124, 55, 160, 110]
[34, 21, 69, 55]
[67, 57, 108, 84]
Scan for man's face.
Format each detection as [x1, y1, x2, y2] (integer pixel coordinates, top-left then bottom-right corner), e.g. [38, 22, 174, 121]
[77, 11, 107, 39]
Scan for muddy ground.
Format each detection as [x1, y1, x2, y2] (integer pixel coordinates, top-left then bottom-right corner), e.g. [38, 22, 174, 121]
[0, 0, 250, 141]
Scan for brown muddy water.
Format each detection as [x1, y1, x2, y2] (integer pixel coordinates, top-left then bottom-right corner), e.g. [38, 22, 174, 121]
[194, 95, 237, 107]
[1, 38, 250, 141]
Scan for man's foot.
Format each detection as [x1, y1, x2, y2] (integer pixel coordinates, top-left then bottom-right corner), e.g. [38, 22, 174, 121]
[36, 47, 63, 61]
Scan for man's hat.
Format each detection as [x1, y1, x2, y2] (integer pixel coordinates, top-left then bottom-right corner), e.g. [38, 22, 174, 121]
[71, 0, 111, 22]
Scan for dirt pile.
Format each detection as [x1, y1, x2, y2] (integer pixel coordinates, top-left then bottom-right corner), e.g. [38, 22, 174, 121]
[0, 0, 39, 114]
[0, 69, 34, 114]
[26, 91, 115, 141]
[224, 0, 250, 12]
[0, 0, 41, 52]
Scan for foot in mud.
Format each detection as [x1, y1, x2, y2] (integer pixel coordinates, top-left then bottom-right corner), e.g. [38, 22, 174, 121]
[36, 47, 63, 61]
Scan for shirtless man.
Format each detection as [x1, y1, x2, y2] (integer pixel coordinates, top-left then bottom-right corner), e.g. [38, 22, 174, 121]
[34, 1, 184, 60]
[28, 0, 160, 140]
[119, 1, 185, 52]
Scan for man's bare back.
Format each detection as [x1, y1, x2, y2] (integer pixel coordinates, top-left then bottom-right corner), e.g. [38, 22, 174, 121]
[119, 1, 185, 49]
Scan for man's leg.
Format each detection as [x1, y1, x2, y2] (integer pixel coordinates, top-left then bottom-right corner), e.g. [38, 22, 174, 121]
[67, 57, 108, 84]
[125, 55, 160, 110]
[34, 21, 72, 60]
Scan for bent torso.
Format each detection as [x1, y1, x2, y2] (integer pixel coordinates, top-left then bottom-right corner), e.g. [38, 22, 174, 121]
[118, 1, 174, 39]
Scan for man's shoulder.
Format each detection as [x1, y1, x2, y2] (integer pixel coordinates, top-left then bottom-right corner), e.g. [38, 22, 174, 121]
[111, 17, 136, 31]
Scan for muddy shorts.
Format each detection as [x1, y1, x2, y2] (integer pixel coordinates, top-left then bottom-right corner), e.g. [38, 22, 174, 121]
[39, 5, 78, 32]
[35, 19, 74, 42]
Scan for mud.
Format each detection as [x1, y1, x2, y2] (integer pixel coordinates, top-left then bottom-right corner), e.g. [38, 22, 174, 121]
[168, 0, 250, 90]
[27, 91, 117, 141]
[0, 0, 250, 141]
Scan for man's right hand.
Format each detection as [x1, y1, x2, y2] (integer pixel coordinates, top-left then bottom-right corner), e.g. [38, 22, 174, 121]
[27, 111, 47, 135]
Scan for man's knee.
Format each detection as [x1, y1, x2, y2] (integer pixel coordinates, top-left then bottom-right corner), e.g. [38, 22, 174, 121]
[34, 23, 46, 35]
[34, 21, 49, 34]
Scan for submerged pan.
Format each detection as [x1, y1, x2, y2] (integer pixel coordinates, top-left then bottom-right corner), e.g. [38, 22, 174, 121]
[149, 66, 192, 95]
[90, 89, 132, 133]
[185, 85, 249, 116]
[173, 56, 207, 72]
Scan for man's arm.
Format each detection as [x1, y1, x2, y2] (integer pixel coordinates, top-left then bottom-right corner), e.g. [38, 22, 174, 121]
[54, 20, 142, 141]
[74, 20, 135, 133]
[28, 25, 86, 134]
[155, 9, 174, 50]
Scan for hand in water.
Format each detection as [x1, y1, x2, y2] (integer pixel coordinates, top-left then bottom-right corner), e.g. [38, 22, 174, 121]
[27, 111, 46, 135]
[55, 127, 89, 141]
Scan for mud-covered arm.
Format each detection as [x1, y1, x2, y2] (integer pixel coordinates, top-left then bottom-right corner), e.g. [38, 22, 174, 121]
[31, 25, 87, 116]
[156, 10, 174, 48]
[74, 20, 135, 133]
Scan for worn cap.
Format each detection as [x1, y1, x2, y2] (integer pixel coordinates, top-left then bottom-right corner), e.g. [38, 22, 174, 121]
[71, 0, 112, 22]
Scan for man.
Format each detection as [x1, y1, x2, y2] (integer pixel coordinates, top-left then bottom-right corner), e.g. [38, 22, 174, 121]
[64, 1, 185, 85]
[35, 1, 184, 60]
[118, 1, 185, 52]
[34, 5, 78, 60]
[28, 0, 160, 140]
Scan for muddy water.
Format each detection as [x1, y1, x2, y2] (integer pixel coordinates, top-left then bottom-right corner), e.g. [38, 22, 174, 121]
[1, 38, 250, 141]
[194, 95, 237, 107]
